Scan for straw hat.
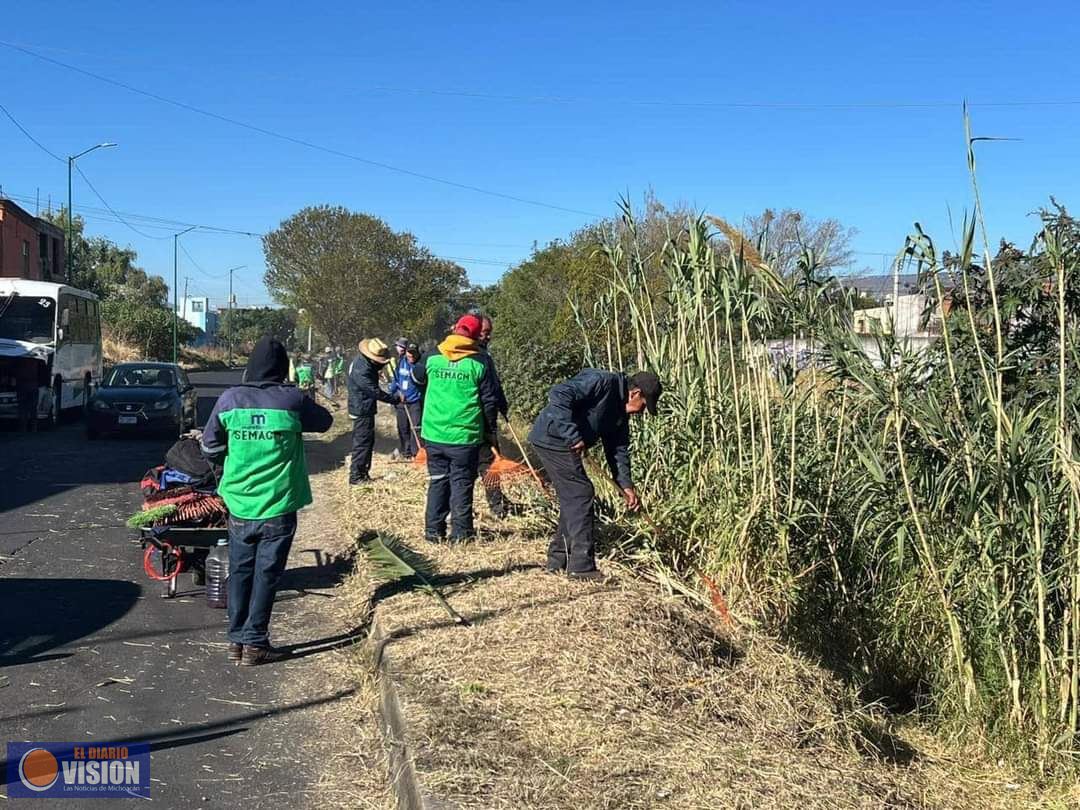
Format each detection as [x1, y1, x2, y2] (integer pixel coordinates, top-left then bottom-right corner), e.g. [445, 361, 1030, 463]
[359, 337, 391, 364]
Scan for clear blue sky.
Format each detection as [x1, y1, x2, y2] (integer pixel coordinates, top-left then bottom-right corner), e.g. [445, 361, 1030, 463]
[2, 1, 1078, 307]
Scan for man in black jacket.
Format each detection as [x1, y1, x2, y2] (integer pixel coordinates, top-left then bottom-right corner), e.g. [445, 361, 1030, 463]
[528, 369, 662, 579]
[347, 338, 396, 484]
[476, 315, 512, 517]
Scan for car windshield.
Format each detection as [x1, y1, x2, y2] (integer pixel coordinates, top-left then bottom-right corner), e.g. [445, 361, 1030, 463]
[104, 366, 176, 388]
[0, 295, 56, 344]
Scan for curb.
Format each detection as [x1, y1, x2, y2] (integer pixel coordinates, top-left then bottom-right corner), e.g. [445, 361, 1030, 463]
[369, 615, 458, 810]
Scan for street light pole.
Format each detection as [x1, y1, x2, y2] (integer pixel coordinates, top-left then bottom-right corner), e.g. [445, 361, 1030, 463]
[225, 265, 246, 367]
[172, 226, 196, 364]
[66, 143, 117, 282]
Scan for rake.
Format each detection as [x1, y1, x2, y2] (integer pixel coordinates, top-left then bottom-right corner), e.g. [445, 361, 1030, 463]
[402, 401, 427, 465]
[481, 415, 547, 492]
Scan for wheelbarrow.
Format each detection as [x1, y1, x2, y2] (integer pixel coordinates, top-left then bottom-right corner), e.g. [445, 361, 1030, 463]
[139, 525, 228, 598]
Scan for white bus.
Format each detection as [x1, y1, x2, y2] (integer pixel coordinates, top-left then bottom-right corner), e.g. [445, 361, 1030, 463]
[0, 280, 103, 425]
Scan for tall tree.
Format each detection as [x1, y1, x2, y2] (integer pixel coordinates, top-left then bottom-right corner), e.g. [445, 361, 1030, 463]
[262, 206, 466, 347]
[741, 208, 856, 277]
[38, 209, 168, 305]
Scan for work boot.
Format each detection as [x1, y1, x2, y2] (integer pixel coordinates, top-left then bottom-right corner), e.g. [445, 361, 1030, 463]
[227, 643, 243, 664]
[567, 569, 608, 583]
[240, 645, 290, 666]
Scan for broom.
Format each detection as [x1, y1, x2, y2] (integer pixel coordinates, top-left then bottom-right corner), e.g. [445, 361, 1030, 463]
[361, 533, 468, 625]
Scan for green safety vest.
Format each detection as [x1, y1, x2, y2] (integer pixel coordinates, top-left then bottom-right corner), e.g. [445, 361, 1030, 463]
[217, 407, 312, 519]
[420, 353, 486, 445]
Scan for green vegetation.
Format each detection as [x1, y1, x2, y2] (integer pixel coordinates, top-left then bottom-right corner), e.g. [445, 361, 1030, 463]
[572, 170, 1080, 776]
[262, 206, 470, 347]
[42, 209, 197, 359]
[216, 306, 297, 353]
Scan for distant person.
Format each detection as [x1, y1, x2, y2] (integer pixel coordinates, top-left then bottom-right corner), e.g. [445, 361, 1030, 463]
[528, 369, 662, 579]
[14, 358, 40, 432]
[347, 338, 395, 484]
[388, 336, 406, 378]
[294, 356, 315, 394]
[476, 315, 512, 517]
[323, 347, 339, 398]
[388, 340, 423, 459]
[413, 315, 500, 541]
[201, 335, 333, 665]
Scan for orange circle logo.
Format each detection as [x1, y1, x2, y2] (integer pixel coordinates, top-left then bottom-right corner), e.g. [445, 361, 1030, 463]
[19, 748, 59, 792]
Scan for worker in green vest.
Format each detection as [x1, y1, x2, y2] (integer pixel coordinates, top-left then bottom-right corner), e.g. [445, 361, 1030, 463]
[412, 314, 501, 541]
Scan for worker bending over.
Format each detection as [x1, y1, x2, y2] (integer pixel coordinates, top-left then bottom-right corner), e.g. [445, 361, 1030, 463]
[528, 369, 662, 580]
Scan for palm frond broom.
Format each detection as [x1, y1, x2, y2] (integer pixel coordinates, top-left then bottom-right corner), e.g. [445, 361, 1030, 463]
[360, 534, 470, 625]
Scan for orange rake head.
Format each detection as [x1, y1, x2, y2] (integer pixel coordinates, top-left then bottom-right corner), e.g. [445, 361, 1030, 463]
[412, 446, 428, 466]
[482, 450, 530, 488]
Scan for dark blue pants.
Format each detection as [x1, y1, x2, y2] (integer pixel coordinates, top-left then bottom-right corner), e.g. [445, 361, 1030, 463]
[227, 512, 298, 647]
[395, 402, 423, 457]
[424, 441, 480, 540]
[532, 445, 596, 573]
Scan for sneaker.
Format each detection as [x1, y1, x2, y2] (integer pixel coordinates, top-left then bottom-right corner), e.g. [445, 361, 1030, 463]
[567, 569, 607, 583]
[240, 645, 290, 666]
[227, 643, 243, 664]
[390, 449, 401, 461]
[544, 565, 565, 575]
[424, 534, 446, 543]
[350, 476, 373, 485]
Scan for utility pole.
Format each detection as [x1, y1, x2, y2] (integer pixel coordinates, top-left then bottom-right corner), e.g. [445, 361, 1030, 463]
[229, 269, 234, 366]
[172, 226, 196, 364]
[224, 265, 246, 367]
[66, 143, 117, 282]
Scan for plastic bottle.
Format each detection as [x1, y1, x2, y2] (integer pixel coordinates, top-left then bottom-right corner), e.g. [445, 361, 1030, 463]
[205, 538, 229, 609]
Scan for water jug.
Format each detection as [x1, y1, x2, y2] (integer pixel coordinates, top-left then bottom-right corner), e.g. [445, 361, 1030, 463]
[205, 538, 229, 609]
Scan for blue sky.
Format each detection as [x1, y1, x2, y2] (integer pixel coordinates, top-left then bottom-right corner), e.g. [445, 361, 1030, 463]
[1, 1, 1078, 307]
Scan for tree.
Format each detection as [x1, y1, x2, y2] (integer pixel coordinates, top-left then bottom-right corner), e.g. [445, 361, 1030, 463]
[217, 307, 298, 352]
[39, 209, 169, 305]
[741, 208, 856, 277]
[262, 206, 467, 347]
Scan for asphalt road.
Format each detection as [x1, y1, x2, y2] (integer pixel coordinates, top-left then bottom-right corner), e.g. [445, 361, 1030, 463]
[0, 370, 354, 807]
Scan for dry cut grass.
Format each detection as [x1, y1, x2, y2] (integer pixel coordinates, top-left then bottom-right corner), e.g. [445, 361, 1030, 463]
[333, 433, 1069, 810]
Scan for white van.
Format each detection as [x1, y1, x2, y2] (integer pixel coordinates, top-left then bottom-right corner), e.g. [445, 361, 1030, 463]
[0, 280, 103, 425]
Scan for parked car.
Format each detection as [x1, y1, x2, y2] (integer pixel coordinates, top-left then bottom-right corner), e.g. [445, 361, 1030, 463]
[86, 362, 197, 439]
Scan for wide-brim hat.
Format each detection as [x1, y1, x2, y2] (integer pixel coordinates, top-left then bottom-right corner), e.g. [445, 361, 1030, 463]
[360, 338, 392, 364]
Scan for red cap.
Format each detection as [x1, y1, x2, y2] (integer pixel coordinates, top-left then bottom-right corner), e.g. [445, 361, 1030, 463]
[453, 314, 483, 339]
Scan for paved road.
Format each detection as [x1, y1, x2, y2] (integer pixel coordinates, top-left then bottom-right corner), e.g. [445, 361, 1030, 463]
[0, 370, 355, 806]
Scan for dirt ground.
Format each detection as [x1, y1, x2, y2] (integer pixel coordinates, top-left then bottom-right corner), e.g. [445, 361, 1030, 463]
[318, 414, 1078, 810]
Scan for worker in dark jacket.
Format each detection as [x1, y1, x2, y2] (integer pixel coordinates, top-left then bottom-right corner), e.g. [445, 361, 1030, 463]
[412, 314, 501, 541]
[528, 369, 662, 579]
[347, 338, 395, 484]
[201, 335, 333, 665]
[476, 315, 512, 516]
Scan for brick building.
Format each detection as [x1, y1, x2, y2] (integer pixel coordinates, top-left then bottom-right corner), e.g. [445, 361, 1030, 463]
[0, 198, 66, 282]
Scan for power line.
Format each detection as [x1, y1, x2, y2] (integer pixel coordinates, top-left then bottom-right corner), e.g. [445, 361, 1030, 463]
[73, 164, 173, 240]
[0, 102, 63, 162]
[0, 39, 602, 219]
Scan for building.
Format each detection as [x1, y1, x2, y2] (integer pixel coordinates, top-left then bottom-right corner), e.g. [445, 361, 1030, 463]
[0, 198, 66, 282]
[176, 295, 218, 346]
